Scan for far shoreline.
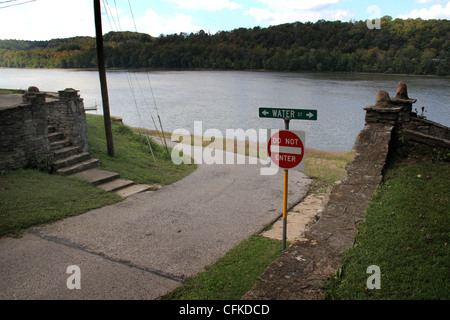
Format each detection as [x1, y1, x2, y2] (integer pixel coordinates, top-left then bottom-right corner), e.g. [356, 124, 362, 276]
[1, 66, 449, 79]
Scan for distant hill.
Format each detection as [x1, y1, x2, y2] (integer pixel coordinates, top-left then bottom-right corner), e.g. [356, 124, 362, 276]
[0, 17, 448, 75]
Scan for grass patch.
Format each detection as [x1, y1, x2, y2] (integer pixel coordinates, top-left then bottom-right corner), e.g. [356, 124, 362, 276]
[304, 148, 355, 194]
[0, 169, 121, 236]
[0, 88, 25, 95]
[87, 114, 196, 185]
[325, 152, 450, 299]
[161, 234, 284, 300]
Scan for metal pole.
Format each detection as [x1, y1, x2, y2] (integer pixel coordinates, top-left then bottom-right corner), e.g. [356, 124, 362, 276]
[94, 0, 114, 157]
[282, 117, 290, 251]
[282, 169, 288, 251]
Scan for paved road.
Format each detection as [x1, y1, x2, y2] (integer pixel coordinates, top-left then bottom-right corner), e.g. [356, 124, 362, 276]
[0, 145, 311, 299]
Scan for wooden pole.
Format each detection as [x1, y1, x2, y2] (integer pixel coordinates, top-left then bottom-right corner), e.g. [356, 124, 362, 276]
[94, 0, 114, 157]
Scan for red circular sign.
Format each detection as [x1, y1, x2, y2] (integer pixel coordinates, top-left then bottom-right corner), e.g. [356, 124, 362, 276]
[268, 130, 304, 169]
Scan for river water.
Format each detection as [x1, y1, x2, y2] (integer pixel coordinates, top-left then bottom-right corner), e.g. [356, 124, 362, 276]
[1, 68, 448, 151]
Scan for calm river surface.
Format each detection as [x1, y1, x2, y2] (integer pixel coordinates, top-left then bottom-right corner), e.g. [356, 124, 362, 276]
[1, 68, 448, 151]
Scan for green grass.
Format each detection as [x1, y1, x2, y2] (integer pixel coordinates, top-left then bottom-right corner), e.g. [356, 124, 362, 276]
[0, 115, 197, 236]
[161, 234, 284, 300]
[0, 169, 121, 236]
[87, 114, 196, 185]
[325, 153, 450, 299]
[304, 148, 355, 194]
[0, 88, 25, 95]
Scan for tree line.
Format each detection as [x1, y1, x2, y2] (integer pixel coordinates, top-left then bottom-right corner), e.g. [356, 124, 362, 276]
[0, 16, 449, 75]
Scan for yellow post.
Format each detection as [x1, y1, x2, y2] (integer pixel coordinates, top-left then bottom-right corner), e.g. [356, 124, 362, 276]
[282, 169, 288, 250]
[282, 117, 290, 251]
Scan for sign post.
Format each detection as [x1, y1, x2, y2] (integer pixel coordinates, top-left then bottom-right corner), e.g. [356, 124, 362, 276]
[283, 118, 290, 252]
[261, 107, 317, 250]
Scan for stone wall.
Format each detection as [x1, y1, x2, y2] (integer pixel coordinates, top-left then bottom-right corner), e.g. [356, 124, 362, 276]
[0, 88, 88, 171]
[0, 93, 50, 170]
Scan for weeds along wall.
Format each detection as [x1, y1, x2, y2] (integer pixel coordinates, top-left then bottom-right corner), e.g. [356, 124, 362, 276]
[0, 88, 88, 171]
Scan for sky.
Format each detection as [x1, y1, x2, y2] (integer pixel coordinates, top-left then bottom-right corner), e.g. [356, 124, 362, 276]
[0, 0, 449, 41]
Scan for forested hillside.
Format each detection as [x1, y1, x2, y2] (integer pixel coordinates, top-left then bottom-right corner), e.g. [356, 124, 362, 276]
[1, 16, 449, 75]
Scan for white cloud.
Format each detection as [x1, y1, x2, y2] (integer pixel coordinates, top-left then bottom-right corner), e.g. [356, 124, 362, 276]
[416, 0, 444, 3]
[0, 0, 94, 40]
[397, 2, 450, 19]
[244, 0, 353, 25]
[0, 0, 204, 40]
[166, 0, 243, 11]
[255, 0, 340, 11]
[116, 9, 203, 36]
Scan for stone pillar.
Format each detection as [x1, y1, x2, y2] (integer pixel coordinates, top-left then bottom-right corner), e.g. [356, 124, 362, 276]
[390, 81, 417, 123]
[47, 88, 89, 152]
[363, 81, 416, 127]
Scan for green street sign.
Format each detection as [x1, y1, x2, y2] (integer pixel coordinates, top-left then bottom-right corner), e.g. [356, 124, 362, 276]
[259, 107, 318, 120]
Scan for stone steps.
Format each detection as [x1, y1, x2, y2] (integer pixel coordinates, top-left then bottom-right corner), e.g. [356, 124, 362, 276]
[73, 168, 120, 186]
[49, 125, 99, 175]
[53, 145, 83, 161]
[98, 178, 135, 193]
[49, 125, 152, 198]
[50, 139, 72, 151]
[48, 131, 65, 143]
[56, 158, 100, 175]
[73, 168, 152, 198]
[54, 152, 92, 170]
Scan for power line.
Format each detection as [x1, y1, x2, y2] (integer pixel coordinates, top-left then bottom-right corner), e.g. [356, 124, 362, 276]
[126, 0, 169, 154]
[102, 0, 119, 32]
[100, 0, 162, 161]
[101, 0, 169, 155]
[0, 0, 36, 9]
[127, 0, 138, 33]
[113, 0, 122, 30]
[0, 0, 23, 4]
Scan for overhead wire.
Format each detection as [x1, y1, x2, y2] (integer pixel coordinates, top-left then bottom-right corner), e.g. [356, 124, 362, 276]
[123, 0, 169, 155]
[125, 72, 157, 163]
[146, 72, 169, 154]
[0, 0, 36, 9]
[100, 0, 159, 163]
[113, 0, 122, 30]
[126, 0, 170, 154]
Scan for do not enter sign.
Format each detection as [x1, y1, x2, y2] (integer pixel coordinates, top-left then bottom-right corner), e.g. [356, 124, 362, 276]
[268, 130, 305, 171]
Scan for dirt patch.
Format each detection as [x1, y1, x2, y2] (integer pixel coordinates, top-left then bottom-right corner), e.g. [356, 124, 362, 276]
[262, 193, 327, 242]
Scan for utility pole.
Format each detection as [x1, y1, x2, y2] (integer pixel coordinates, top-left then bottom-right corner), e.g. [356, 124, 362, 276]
[93, 0, 114, 157]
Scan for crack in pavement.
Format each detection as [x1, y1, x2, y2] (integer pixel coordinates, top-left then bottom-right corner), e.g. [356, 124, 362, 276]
[27, 228, 186, 284]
